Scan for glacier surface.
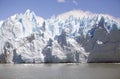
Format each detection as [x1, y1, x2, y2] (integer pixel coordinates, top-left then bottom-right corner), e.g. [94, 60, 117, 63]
[0, 9, 120, 63]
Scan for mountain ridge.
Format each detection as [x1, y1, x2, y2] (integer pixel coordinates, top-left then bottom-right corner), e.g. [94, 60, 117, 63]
[0, 9, 120, 63]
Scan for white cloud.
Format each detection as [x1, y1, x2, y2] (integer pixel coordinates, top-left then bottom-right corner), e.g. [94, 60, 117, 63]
[57, 0, 78, 5]
[72, 0, 78, 6]
[57, 0, 66, 3]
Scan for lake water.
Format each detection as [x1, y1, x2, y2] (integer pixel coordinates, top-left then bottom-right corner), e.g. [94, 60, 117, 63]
[0, 63, 120, 79]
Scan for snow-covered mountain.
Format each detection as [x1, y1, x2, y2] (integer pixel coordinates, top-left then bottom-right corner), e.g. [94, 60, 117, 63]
[0, 9, 120, 63]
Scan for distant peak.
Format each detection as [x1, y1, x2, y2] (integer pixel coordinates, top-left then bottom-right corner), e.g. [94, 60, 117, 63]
[57, 10, 95, 20]
[57, 10, 120, 22]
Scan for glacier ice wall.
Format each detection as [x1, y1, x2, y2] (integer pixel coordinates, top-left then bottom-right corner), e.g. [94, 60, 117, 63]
[0, 9, 120, 63]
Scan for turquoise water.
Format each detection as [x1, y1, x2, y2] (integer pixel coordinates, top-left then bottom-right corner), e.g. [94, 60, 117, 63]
[0, 63, 120, 79]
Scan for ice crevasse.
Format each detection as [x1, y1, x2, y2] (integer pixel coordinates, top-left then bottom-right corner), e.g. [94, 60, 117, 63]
[0, 9, 120, 63]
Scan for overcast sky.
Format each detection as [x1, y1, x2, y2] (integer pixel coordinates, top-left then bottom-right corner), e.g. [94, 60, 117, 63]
[0, 0, 120, 20]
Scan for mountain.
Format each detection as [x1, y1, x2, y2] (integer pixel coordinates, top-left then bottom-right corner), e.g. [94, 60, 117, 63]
[0, 9, 120, 63]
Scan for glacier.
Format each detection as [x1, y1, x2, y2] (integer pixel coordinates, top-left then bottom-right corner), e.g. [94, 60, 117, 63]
[0, 9, 120, 63]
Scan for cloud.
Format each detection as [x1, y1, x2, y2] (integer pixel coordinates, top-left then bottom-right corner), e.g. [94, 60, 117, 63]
[72, 0, 78, 6]
[57, 0, 66, 3]
[57, 0, 78, 5]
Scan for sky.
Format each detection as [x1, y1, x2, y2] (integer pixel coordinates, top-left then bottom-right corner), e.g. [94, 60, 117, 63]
[0, 0, 120, 20]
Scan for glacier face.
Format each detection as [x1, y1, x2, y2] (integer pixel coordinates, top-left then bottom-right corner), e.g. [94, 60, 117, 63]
[0, 9, 120, 63]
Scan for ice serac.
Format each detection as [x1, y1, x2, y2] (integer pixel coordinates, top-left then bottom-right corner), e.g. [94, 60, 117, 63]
[0, 10, 120, 63]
